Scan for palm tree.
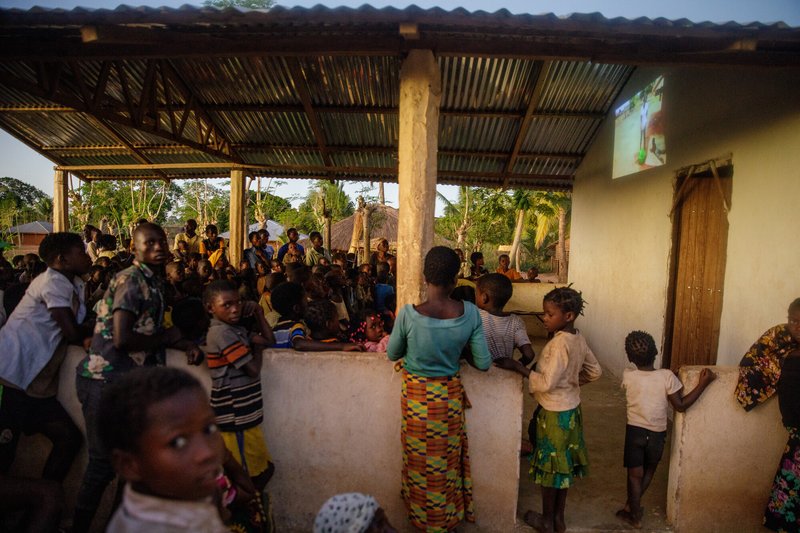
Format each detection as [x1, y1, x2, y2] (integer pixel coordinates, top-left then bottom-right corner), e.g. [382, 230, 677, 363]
[530, 191, 571, 282]
[436, 186, 472, 249]
[509, 189, 534, 271]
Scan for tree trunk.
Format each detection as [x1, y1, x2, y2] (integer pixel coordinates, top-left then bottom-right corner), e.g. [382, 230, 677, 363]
[362, 205, 374, 265]
[349, 210, 363, 256]
[556, 206, 568, 282]
[379, 180, 385, 205]
[509, 209, 525, 271]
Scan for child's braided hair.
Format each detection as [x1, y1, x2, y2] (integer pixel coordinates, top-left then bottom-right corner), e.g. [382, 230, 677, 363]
[624, 330, 658, 367]
[349, 309, 383, 343]
[543, 285, 585, 316]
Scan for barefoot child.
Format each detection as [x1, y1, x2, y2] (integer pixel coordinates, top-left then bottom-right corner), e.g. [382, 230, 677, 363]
[98, 367, 229, 532]
[203, 280, 276, 493]
[502, 286, 602, 533]
[387, 246, 492, 531]
[616, 330, 715, 528]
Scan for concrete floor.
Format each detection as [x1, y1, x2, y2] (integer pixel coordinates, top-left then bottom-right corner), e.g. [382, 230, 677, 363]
[513, 341, 672, 532]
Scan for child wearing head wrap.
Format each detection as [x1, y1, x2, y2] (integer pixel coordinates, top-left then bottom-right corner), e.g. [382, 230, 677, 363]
[313, 493, 396, 533]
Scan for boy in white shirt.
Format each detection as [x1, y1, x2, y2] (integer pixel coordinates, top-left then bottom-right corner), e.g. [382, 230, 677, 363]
[617, 330, 715, 528]
[0, 232, 93, 485]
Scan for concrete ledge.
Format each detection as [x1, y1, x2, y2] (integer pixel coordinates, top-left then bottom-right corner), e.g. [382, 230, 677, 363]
[667, 366, 786, 532]
[14, 346, 524, 532]
[504, 282, 567, 338]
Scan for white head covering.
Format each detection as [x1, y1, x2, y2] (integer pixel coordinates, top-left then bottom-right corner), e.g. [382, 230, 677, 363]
[313, 492, 379, 533]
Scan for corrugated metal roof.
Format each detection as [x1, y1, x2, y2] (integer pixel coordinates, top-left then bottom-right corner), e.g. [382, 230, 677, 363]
[0, 5, 797, 189]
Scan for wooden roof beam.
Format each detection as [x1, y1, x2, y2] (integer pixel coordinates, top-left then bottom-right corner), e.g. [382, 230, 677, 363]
[0, 115, 89, 182]
[286, 58, 334, 175]
[502, 60, 551, 188]
[0, 67, 234, 163]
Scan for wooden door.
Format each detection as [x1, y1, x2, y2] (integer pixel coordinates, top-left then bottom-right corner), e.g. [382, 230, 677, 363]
[663, 163, 732, 370]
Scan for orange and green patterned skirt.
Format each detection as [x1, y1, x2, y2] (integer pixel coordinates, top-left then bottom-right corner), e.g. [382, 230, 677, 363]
[401, 370, 474, 533]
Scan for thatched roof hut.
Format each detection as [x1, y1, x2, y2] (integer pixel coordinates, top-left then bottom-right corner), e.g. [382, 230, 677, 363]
[326, 205, 452, 252]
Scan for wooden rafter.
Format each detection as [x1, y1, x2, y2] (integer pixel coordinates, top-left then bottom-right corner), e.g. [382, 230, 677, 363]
[0, 60, 235, 163]
[502, 60, 551, 188]
[286, 58, 333, 172]
[0, 115, 88, 182]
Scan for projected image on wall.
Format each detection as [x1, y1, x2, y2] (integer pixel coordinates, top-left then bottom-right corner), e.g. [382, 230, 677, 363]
[612, 75, 665, 179]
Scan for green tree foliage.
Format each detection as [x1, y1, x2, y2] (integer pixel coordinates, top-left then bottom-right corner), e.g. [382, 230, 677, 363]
[69, 179, 180, 236]
[282, 181, 354, 234]
[170, 180, 231, 233]
[203, 0, 274, 8]
[0, 177, 52, 227]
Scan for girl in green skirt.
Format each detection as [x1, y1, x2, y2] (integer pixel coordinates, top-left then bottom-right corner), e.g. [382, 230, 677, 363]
[500, 287, 602, 533]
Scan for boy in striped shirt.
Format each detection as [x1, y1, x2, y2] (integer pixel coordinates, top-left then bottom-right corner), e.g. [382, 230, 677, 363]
[203, 280, 276, 490]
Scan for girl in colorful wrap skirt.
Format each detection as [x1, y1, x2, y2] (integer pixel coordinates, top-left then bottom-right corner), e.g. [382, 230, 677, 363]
[387, 246, 492, 532]
[500, 286, 602, 533]
[737, 298, 800, 532]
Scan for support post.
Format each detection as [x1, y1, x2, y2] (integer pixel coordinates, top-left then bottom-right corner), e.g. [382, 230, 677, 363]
[396, 49, 441, 308]
[229, 168, 246, 268]
[53, 169, 69, 232]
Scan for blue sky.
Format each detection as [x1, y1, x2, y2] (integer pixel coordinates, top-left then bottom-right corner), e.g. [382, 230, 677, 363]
[0, 0, 798, 215]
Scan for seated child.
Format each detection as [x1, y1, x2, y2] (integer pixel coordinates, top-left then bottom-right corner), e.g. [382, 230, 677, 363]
[350, 310, 390, 352]
[200, 224, 226, 267]
[270, 281, 362, 352]
[527, 266, 541, 283]
[476, 273, 535, 365]
[97, 366, 229, 533]
[314, 492, 396, 533]
[197, 259, 215, 285]
[203, 280, 276, 492]
[165, 260, 186, 307]
[304, 300, 343, 343]
[616, 330, 715, 528]
[258, 273, 285, 322]
[373, 265, 394, 313]
[469, 251, 488, 280]
[96, 234, 117, 260]
[325, 269, 350, 328]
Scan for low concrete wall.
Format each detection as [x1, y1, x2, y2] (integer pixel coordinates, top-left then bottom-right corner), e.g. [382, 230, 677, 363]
[667, 366, 787, 532]
[503, 282, 566, 338]
[13, 346, 523, 532]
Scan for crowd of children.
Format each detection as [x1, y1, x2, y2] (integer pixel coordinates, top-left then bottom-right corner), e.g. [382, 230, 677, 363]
[0, 220, 729, 533]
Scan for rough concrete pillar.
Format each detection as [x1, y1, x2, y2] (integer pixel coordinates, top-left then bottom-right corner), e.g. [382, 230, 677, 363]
[229, 168, 246, 267]
[396, 49, 441, 308]
[53, 169, 69, 232]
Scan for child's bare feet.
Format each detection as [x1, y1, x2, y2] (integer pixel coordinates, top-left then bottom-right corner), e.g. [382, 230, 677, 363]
[524, 510, 554, 533]
[553, 515, 566, 533]
[615, 508, 642, 529]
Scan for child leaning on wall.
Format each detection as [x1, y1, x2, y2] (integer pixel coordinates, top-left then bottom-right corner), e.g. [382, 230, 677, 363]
[615, 330, 715, 529]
